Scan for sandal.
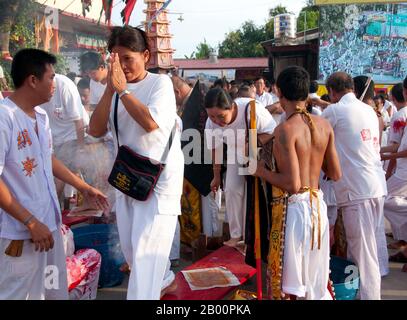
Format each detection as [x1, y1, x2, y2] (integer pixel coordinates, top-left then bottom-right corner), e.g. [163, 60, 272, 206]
[389, 251, 407, 263]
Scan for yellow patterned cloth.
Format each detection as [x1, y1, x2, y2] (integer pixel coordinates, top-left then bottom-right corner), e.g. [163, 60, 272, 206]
[267, 185, 288, 300]
[179, 179, 202, 245]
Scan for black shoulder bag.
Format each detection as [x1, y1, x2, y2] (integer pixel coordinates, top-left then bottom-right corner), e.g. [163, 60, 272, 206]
[108, 94, 176, 201]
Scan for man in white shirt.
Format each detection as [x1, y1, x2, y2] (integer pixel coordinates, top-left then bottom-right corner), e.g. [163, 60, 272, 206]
[382, 79, 407, 251]
[0, 64, 9, 91]
[80, 51, 108, 110]
[254, 77, 284, 125]
[381, 83, 407, 179]
[39, 74, 89, 199]
[322, 72, 388, 300]
[0, 48, 108, 300]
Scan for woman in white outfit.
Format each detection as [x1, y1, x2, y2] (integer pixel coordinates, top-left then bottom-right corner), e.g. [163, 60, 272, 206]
[89, 26, 184, 300]
[204, 88, 276, 247]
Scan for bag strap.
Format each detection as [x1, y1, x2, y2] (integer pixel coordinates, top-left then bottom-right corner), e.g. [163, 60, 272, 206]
[113, 93, 176, 163]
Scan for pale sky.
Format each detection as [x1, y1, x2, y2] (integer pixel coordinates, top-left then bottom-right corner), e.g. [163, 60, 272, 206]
[111, 0, 306, 58]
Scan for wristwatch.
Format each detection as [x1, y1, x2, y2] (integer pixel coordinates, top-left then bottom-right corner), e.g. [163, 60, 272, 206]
[119, 89, 130, 99]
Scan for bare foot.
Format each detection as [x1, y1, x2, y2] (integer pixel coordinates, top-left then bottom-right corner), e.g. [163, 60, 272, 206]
[387, 240, 407, 250]
[120, 263, 131, 275]
[223, 237, 242, 247]
[160, 279, 177, 298]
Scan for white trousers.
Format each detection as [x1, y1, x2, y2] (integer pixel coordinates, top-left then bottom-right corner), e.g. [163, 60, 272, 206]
[115, 192, 178, 300]
[224, 163, 246, 239]
[201, 191, 222, 237]
[282, 191, 332, 300]
[384, 175, 407, 241]
[0, 229, 68, 300]
[341, 197, 388, 300]
[169, 220, 180, 261]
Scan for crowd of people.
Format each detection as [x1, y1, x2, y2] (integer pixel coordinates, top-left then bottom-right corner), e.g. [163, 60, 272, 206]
[0, 24, 406, 301]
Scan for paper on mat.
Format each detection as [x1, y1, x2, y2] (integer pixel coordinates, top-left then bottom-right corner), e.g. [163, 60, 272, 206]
[181, 267, 240, 291]
[67, 206, 103, 217]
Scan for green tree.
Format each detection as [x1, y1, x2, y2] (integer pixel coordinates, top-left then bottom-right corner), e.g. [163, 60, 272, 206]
[297, 6, 320, 32]
[194, 39, 214, 59]
[218, 21, 267, 58]
[269, 5, 289, 17]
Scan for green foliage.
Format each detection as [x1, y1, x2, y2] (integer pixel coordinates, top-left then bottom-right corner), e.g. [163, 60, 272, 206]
[194, 39, 214, 59]
[218, 21, 267, 58]
[54, 54, 69, 75]
[269, 5, 289, 17]
[297, 7, 320, 32]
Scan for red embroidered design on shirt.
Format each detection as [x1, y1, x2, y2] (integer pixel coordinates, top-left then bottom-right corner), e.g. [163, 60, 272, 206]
[392, 120, 406, 133]
[21, 157, 37, 177]
[360, 129, 371, 141]
[17, 129, 32, 150]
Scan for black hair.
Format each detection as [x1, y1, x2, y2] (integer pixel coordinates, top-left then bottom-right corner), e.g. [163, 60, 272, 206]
[373, 94, 385, 103]
[309, 80, 319, 94]
[237, 85, 252, 98]
[326, 72, 354, 93]
[66, 72, 77, 83]
[80, 51, 105, 73]
[404, 76, 407, 90]
[108, 26, 150, 53]
[204, 87, 233, 110]
[265, 80, 271, 88]
[391, 83, 405, 103]
[353, 76, 375, 100]
[276, 66, 310, 101]
[321, 94, 330, 102]
[214, 78, 229, 88]
[77, 77, 90, 90]
[254, 77, 265, 83]
[11, 48, 56, 89]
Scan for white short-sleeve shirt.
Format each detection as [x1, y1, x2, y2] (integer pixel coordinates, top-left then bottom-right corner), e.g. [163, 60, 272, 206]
[255, 91, 278, 108]
[388, 106, 407, 145]
[322, 93, 387, 206]
[0, 98, 60, 240]
[90, 79, 106, 106]
[205, 97, 277, 165]
[109, 72, 184, 203]
[40, 74, 89, 146]
[394, 126, 407, 181]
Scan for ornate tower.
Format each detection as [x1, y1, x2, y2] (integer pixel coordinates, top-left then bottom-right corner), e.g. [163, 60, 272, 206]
[143, 0, 175, 72]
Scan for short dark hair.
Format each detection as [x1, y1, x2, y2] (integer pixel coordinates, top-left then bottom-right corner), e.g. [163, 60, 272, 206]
[353, 76, 375, 100]
[326, 72, 354, 94]
[204, 87, 233, 110]
[309, 80, 319, 94]
[214, 78, 229, 88]
[11, 49, 56, 89]
[254, 77, 265, 83]
[321, 94, 330, 102]
[77, 77, 90, 90]
[66, 72, 77, 83]
[237, 85, 252, 98]
[391, 83, 405, 103]
[80, 51, 105, 73]
[276, 66, 310, 101]
[108, 26, 150, 53]
[404, 76, 407, 90]
[373, 95, 384, 103]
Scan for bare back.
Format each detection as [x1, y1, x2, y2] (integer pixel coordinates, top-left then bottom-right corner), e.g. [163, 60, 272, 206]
[273, 113, 339, 193]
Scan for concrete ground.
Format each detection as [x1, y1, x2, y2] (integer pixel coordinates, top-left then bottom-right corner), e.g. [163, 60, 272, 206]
[96, 233, 407, 301]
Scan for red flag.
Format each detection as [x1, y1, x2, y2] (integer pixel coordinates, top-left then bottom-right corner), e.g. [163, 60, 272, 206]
[121, 0, 137, 25]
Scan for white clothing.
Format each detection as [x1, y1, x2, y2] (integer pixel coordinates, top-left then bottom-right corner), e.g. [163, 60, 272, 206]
[115, 191, 177, 300]
[320, 175, 337, 226]
[255, 91, 277, 108]
[109, 72, 184, 200]
[394, 126, 407, 180]
[205, 98, 276, 239]
[0, 229, 68, 300]
[205, 97, 277, 165]
[322, 93, 387, 206]
[384, 100, 397, 119]
[0, 65, 4, 78]
[341, 197, 388, 300]
[311, 107, 322, 116]
[282, 190, 332, 300]
[309, 93, 320, 100]
[89, 79, 106, 106]
[201, 191, 222, 237]
[388, 106, 407, 145]
[40, 74, 89, 147]
[384, 175, 407, 241]
[0, 98, 60, 240]
[169, 220, 180, 260]
[224, 163, 246, 239]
